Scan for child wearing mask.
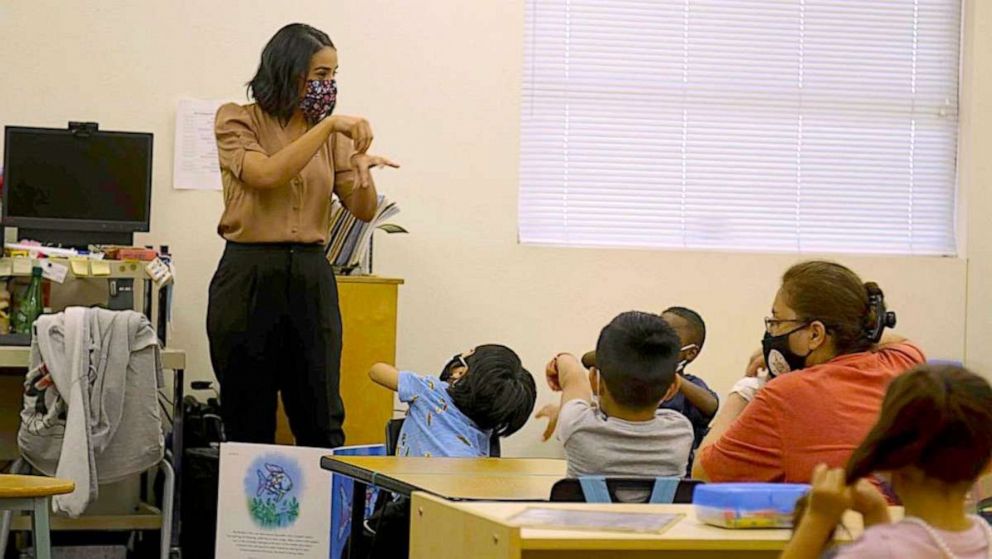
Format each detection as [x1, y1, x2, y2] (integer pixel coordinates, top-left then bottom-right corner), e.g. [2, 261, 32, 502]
[369, 344, 537, 457]
[545, 311, 694, 478]
[580, 307, 718, 461]
[362, 345, 536, 559]
[540, 307, 717, 473]
[782, 364, 992, 558]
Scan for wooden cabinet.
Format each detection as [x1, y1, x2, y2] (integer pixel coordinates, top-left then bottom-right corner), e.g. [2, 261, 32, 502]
[276, 276, 402, 446]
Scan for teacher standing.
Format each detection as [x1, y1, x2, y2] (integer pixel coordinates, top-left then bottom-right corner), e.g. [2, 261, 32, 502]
[208, 23, 397, 447]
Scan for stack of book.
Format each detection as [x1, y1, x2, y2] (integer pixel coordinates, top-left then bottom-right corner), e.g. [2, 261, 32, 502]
[325, 195, 402, 274]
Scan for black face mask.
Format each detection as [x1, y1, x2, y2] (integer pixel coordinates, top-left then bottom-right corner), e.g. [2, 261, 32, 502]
[762, 324, 811, 377]
[439, 354, 466, 383]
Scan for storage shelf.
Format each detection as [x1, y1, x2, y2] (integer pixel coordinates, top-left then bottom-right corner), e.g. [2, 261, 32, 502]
[0, 258, 149, 280]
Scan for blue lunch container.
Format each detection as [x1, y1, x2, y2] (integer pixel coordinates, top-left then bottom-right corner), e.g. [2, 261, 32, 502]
[692, 483, 811, 528]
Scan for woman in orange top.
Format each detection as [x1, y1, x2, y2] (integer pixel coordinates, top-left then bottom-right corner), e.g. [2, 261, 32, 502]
[208, 24, 397, 447]
[693, 260, 925, 483]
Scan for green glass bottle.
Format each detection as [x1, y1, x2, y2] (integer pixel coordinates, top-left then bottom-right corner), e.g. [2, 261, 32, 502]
[13, 267, 44, 335]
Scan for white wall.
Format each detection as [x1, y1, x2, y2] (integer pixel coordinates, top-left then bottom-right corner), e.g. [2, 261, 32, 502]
[963, 0, 992, 374]
[0, 1, 978, 457]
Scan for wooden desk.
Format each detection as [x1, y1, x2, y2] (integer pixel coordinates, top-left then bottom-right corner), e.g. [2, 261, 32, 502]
[322, 456, 567, 559]
[275, 276, 403, 446]
[325, 456, 567, 479]
[410, 493, 880, 559]
[320, 456, 567, 500]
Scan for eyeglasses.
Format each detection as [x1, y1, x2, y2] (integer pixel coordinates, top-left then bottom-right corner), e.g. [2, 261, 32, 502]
[764, 317, 808, 333]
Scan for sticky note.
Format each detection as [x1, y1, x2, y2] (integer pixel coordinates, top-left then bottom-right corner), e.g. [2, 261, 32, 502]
[0, 260, 12, 277]
[70, 259, 90, 277]
[91, 261, 111, 277]
[13, 258, 32, 275]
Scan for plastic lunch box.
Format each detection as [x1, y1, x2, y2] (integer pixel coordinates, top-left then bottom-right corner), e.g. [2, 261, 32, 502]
[692, 483, 811, 528]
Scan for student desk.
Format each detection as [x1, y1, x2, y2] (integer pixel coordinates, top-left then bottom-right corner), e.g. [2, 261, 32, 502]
[410, 493, 883, 559]
[320, 456, 568, 558]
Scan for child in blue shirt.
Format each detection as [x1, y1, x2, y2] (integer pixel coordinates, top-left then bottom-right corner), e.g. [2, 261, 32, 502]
[369, 344, 537, 457]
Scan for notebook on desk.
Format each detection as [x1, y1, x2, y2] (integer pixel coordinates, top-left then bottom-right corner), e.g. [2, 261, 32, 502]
[509, 507, 683, 534]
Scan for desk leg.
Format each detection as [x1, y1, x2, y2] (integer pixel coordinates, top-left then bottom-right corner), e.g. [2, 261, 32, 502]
[32, 497, 51, 559]
[348, 480, 369, 559]
[171, 368, 185, 557]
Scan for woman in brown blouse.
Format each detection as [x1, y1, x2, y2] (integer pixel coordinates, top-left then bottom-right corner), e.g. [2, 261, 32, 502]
[208, 23, 396, 447]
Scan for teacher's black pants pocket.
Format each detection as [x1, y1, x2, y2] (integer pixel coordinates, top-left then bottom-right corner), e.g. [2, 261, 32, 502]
[207, 242, 345, 448]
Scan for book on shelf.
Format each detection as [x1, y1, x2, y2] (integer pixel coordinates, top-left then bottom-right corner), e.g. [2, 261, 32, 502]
[325, 195, 405, 275]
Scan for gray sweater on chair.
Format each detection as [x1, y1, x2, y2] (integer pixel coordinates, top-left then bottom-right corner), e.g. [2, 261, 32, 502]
[18, 307, 164, 517]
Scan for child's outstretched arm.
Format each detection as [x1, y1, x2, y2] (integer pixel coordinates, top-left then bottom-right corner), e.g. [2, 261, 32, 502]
[536, 353, 594, 441]
[555, 353, 593, 405]
[369, 363, 400, 391]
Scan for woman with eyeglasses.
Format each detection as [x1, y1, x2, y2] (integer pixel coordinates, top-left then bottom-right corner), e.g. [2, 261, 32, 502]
[207, 23, 397, 447]
[691, 260, 924, 483]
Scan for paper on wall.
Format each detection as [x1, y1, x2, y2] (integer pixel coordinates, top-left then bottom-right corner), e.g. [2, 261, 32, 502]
[173, 98, 225, 191]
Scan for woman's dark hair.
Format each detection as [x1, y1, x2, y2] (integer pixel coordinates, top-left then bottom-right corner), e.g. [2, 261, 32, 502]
[248, 23, 334, 124]
[447, 344, 537, 438]
[781, 260, 883, 354]
[596, 311, 681, 408]
[845, 364, 992, 485]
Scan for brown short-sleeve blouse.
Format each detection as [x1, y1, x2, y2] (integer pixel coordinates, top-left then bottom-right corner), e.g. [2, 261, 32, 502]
[214, 102, 356, 244]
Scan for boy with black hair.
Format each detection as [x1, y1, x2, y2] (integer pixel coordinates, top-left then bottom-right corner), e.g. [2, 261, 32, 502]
[362, 346, 536, 559]
[546, 311, 694, 478]
[654, 307, 718, 452]
[370, 344, 537, 457]
[577, 307, 718, 458]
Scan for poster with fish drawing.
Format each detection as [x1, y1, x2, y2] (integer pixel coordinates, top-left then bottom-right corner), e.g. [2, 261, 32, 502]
[246, 458, 302, 528]
[216, 442, 332, 558]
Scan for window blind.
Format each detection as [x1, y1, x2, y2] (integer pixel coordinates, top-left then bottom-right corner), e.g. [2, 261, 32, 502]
[520, 0, 961, 255]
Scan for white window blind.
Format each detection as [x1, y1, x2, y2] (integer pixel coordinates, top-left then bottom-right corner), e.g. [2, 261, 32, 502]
[520, 0, 961, 255]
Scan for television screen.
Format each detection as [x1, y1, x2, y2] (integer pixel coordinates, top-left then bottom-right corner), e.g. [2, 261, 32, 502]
[3, 126, 152, 229]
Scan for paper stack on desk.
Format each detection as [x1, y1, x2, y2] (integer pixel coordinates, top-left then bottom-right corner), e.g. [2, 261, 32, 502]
[325, 195, 401, 273]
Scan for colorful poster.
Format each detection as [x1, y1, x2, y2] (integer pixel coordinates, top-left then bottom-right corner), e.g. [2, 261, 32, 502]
[215, 442, 332, 558]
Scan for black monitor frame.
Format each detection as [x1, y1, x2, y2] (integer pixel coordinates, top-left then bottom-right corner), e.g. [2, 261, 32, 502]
[2, 123, 153, 246]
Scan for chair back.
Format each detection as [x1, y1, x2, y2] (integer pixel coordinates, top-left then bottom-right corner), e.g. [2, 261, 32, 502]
[384, 418, 501, 457]
[549, 477, 702, 504]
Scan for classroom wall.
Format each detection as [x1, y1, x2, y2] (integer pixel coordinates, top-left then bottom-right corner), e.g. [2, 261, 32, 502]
[0, 1, 980, 458]
[963, 0, 992, 375]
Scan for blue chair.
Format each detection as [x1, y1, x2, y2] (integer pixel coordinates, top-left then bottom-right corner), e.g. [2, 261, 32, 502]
[550, 477, 703, 504]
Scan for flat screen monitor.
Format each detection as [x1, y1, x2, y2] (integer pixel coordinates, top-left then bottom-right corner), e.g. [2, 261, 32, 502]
[2, 125, 152, 243]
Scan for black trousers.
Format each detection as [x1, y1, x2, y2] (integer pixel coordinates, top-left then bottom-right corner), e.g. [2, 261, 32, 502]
[207, 242, 345, 448]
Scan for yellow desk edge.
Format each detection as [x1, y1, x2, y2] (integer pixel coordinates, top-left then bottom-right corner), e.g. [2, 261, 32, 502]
[410, 492, 886, 558]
